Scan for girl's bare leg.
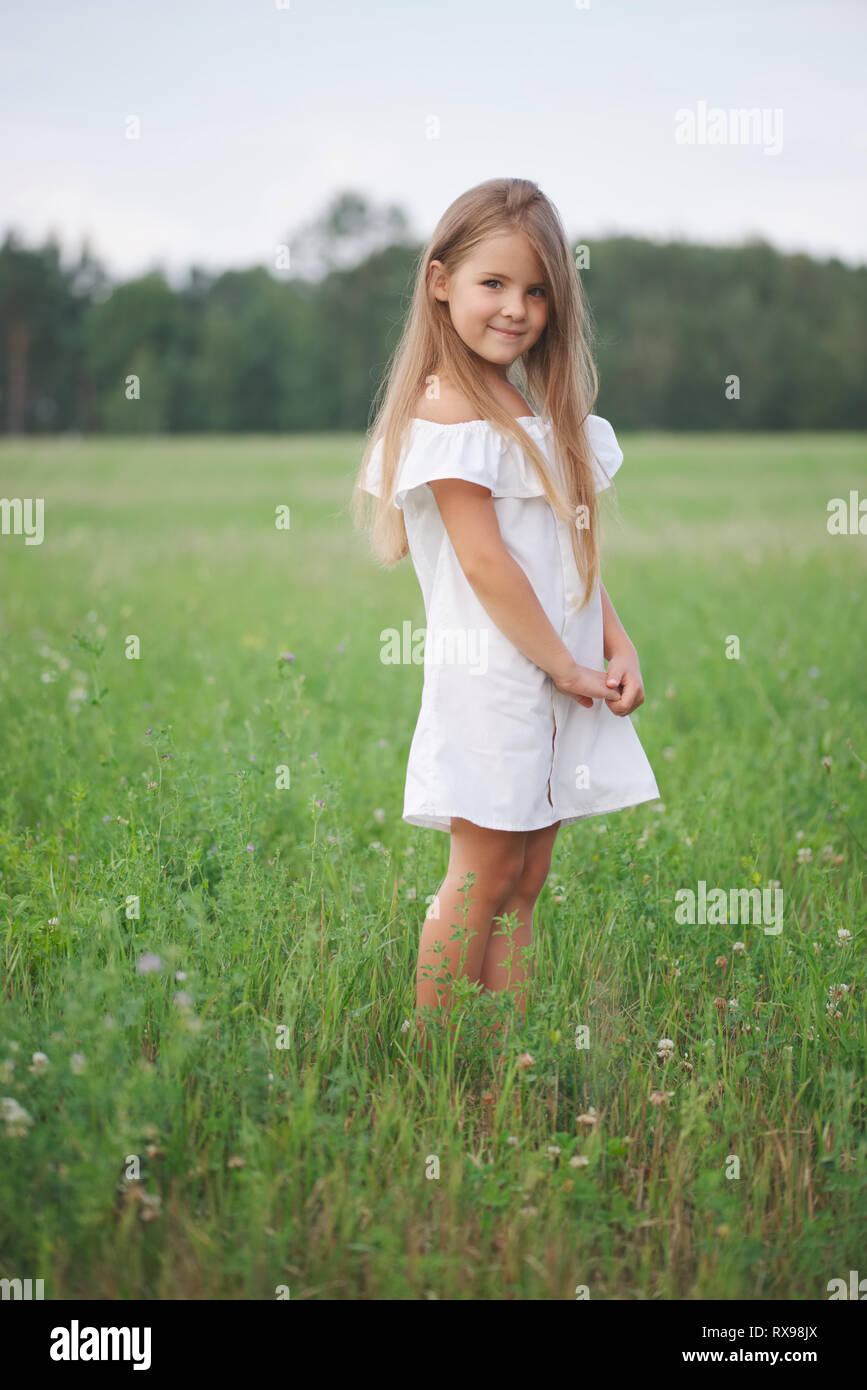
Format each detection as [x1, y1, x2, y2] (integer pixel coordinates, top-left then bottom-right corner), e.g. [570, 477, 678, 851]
[479, 820, 560, 1031]
[415, 817, 526, 1050]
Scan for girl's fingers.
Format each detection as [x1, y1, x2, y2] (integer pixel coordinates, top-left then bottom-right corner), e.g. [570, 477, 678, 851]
[605, 682, 632, 715]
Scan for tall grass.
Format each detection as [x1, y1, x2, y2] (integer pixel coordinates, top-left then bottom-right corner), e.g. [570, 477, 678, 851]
[0, 431, 864, 1298]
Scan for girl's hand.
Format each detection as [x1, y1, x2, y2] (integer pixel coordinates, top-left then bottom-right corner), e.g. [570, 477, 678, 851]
[603, 643, 645, 716]
[552, 662, 614, 708]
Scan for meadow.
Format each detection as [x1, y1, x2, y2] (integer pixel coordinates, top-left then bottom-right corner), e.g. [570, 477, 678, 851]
[0, 428, 864, 1300]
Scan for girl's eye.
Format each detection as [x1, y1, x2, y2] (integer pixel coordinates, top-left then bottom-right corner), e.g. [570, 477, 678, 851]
[482, 279, 546, 297]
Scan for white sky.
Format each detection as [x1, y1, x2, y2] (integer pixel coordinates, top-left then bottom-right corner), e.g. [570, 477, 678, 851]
[2, 0, 865, 282]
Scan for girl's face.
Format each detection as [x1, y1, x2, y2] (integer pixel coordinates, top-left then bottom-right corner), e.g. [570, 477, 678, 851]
[429, 231, 549, 374]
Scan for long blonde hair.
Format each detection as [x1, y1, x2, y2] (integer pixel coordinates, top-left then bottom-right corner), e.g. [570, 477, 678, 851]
[351, 177, 610, 609]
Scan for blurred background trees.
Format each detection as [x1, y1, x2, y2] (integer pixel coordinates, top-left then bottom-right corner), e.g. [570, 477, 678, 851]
[1, 192, 864, 434]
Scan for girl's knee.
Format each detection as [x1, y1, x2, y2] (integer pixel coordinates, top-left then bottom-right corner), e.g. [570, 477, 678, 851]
[493, 848, 527, 905]
[447, 846, 525, 910]
[515, 845, 553, 903]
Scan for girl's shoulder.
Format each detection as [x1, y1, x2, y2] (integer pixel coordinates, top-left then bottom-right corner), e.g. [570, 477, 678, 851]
[412, 381, 486, 425]
[412, 379, 533, 426]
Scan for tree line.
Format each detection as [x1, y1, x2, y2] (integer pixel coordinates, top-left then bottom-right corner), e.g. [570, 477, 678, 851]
[1, 192, 864, 433]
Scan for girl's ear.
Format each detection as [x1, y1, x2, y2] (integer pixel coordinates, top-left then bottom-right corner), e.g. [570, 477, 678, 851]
[429, 260, 447, 301]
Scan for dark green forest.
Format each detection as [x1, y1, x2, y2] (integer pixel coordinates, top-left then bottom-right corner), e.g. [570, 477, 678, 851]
[1, 191, 864, 434]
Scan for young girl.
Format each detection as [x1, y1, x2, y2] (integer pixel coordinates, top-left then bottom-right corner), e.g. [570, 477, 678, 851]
[353, 177, 660, 1046]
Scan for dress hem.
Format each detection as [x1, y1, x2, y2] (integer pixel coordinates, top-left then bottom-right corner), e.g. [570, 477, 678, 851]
[402, 785, 662, 835]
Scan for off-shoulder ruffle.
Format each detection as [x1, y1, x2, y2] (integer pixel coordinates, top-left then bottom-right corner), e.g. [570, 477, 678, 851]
[361, 413, 623, 509]
[585, 414, 624, 493]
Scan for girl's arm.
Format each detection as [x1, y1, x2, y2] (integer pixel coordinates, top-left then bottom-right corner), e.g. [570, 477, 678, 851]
[600, 582, 636, 660]
[428, 478, 612, 707]
[600, 583, 646, 715]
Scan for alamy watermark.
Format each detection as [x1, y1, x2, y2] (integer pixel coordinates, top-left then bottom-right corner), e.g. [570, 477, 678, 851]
[827, 491, 866, 534]
[0, 497, 44, 545]
[380, 621, 489, 675]
[1, 1276, 44, 1299]
[675, 879, 783, 935]
[675, 100, 783, 156]
[49, 1320, 151, 1369]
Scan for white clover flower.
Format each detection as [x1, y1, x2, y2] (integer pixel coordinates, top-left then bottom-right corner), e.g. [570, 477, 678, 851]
[139, 1192, 162, 1221]
[1, 1097, 33, 1136]
[837, 928, 852, 943]
[732, 941, 746, 954]
[569, 1154, 590, 1168]
[30, 1051, 49, 1072]
[373, 808, 386, 824]
[69, 1052, 87, 1074]
[796, 847, 812, 863]
[136, 952, 164, 975]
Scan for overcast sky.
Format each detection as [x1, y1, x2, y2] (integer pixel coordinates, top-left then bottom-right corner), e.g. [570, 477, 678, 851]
[2, 0, 865, 283]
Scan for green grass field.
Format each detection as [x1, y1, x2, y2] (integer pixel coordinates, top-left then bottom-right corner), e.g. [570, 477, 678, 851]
[0, 430, 865, 1299]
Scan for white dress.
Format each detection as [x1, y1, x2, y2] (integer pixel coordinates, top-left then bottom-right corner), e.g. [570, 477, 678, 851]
[361, 413, 661, 834]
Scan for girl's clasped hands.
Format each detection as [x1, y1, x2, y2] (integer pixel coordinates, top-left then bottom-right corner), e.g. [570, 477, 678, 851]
[552, 645, 645, 717]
